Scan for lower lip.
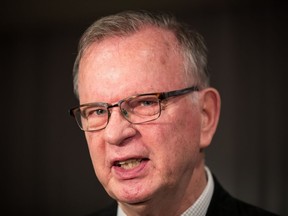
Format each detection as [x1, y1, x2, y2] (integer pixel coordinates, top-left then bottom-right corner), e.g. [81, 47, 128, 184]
[112, 160, 149, 180]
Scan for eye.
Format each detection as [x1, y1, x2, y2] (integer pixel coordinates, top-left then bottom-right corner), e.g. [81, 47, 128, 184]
[125, 96, 159, 115]
[140, 100, 158, 106]
[94, 109, 107, 116]
[84, 107, 108, 117]
[128, 96, 159, 108]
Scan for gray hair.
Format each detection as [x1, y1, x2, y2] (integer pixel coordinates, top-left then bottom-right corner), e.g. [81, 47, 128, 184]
[73, 10, 210, 98]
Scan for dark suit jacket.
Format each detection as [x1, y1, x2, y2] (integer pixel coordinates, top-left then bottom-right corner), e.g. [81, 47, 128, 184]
[87, 176, 279, 216]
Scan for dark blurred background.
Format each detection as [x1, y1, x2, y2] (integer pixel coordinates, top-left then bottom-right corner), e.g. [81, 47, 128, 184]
[1, 0, 287, 215]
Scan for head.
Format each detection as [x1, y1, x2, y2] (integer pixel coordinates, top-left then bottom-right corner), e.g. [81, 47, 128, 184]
[72, 10, 220, 213]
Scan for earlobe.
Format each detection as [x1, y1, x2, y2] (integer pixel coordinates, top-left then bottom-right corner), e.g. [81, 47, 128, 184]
[200, 88, 221, 149]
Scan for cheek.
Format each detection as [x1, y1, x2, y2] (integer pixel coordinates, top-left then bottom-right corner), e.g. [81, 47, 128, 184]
[146, 110, 202, 170]
[164, 106, 202, 149]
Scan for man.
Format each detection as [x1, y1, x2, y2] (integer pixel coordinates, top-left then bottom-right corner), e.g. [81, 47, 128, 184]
[69, 10, 278, 216]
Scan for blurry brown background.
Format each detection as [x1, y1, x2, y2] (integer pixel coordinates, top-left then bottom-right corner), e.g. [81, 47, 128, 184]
[1, 0, 287, 215]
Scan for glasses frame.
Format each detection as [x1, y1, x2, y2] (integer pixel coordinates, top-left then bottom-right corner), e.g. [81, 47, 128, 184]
[69, 86, 199, 132]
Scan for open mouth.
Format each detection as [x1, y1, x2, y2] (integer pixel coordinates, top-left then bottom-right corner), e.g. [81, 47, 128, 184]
[114, 158, 148, 170]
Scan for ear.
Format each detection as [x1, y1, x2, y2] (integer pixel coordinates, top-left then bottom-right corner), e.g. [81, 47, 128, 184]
[199, 88, 221, 149]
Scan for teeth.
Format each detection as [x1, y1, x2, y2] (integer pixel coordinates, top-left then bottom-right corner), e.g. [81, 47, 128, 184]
[116, 159, 142, 170]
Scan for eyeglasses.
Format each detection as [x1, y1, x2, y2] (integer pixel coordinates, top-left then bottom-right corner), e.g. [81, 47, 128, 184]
[69, 86, 199, 132]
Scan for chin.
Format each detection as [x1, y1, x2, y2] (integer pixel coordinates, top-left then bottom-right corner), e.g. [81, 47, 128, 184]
[109, 184, 154, 205]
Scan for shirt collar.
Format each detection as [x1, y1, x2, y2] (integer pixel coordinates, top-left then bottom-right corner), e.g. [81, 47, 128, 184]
[181, 166, 214, 216]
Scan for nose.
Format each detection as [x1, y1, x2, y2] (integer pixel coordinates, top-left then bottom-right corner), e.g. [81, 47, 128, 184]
[104, 107, 137, 145]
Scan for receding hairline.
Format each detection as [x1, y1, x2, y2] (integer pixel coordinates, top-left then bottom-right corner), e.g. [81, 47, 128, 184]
[80, 24, 184, 65]
[78, 11, 178, 53]
[73, 10, 210, 98]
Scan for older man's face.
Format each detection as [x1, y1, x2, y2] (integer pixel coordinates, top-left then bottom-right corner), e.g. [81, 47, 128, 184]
[78, 27, 207, 204]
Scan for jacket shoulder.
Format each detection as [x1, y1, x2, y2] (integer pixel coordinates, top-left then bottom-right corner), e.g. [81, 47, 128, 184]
[207, 176, 279, 216]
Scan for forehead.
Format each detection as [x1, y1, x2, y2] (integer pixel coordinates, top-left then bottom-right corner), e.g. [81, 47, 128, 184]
[78, 26, 190, 103]
[82, 26, 181, 66]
